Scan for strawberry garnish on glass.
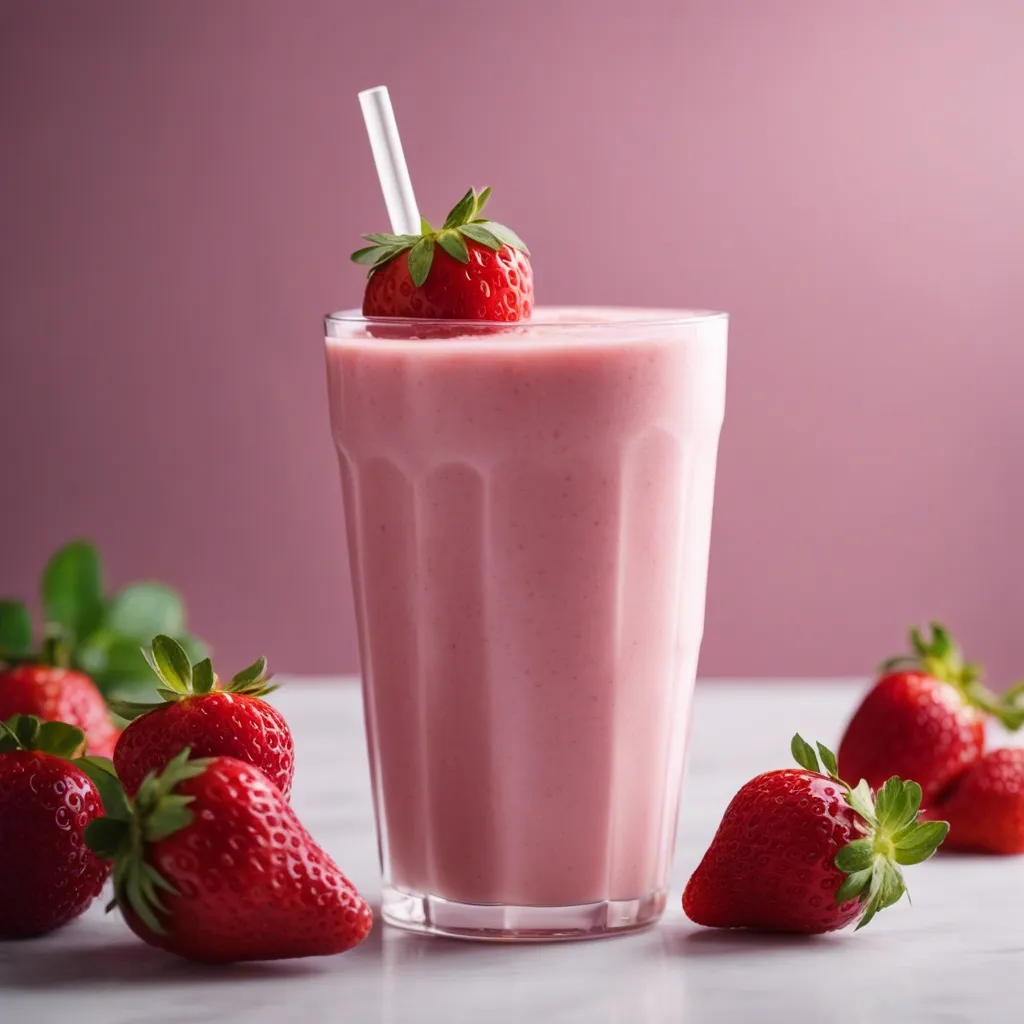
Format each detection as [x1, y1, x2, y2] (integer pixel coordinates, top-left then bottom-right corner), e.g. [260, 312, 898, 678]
[683, 736, 949, 933]
[838, 623, 1024, 803]
[352, 186, 532, 321]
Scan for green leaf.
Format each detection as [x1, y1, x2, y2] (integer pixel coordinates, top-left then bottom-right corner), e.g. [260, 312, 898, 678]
[835, 867, 871, 905]
[894, 820, 950, 865]
[419, 216, 434, 235]
[0, 718, 18, 751]
[144, 796, 196, 843]
[77, 629, 146, 677]
[480, 220, 530, 255]
[856, 864, 907, 930]
[458, 223, 503, 250]
[0, 599, 33, 657]
[125, 856, 165, 934]
[41, 540, 103, 643]
[35, 720, 87, 758]
[106, 699, 167, 722]
[845, 779, 877, 826]
[834, 837, 874, 874]
[232, 655, 268, 687]
[77, 756, 133, 820]
[790, 734, 820, 774]
[192, 657, 215, 695]
[407, 236, 435, 287]
[443, 188, 478, 229]
[363, 232, 418, 247]
[84, 816, 131, 860]
[352, 244, 393, 266]
[148, 635, 192, 692]
[437, 229, 469, 264]
[0, 715, 87, 757]
[474, 186, 492, 216]
[816, 742, 840, 779]
[104, 583, 185, 640]
[875, 777, 921, 832]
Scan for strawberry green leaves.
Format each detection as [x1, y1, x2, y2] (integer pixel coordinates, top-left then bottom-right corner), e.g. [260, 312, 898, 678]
[407, 236, 435, 287]
[86, 747, 212, 936]
[789, 733, 949, 929]
[789, 734, 842, 781]
[2, 540, 208, 698]
[350, 185, 530, 286]
[880, 622, 1024, 731]
[839, 772, 947, 931]
[110, 636, 276, 721]
[146, 634, 193, 693]
[192, 658, 216, 695]
[0, 714, 87, 758]
[42, 540, 104, 646]
[436, 229, 469, 264]
[105, 583, 186, 639]
[0, 600, 33, 662]
[77, 755, 133, 820]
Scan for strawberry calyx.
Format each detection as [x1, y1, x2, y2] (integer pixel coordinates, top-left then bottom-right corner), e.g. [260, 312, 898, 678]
[879, 622, 1024, 730]
[350, 186, 530, 288]
[790, 734, 949, 929]
[85, 747, 211, 936]
[108, 635, 276, 722]
[0, 712, 127, 812]
[0, 713, 87, 758]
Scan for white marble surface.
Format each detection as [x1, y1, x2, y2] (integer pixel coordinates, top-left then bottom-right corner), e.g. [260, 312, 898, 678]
[3, 679, 1022, 1023]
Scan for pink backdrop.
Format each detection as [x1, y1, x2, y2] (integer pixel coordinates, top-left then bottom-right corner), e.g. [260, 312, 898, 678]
[2, 1, 1023, 681]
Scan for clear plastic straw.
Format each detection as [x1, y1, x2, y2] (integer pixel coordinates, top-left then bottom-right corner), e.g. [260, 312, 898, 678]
[358, 86, 421, 236]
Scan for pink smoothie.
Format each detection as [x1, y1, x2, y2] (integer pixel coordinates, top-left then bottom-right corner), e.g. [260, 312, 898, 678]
[325, 307, 727, 917]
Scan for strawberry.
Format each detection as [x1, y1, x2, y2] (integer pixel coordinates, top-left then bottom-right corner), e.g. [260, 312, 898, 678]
[0, 715, 117, 937]
[838, 623, 1024, 803]
[111, 635, 294, 799]
[0, 663, 121, 758]
[683, 736, 949, 933]
[86, 750, 373, 962]
[929, 748, 1024, 854]
[1, 595, 120, 756]
[352, 186, 533, 321]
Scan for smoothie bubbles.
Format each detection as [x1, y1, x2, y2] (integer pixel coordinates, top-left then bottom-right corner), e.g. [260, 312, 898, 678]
[325, 87, 728, 940]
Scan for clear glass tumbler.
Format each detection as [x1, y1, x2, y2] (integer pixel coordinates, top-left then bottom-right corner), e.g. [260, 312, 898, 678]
[324, 307, 728, 940]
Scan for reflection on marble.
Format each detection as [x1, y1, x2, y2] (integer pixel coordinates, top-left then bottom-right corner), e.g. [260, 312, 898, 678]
[2, 680, 1021, 1024]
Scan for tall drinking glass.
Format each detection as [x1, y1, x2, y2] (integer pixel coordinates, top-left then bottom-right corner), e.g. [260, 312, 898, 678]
[324, 307, 728, 940]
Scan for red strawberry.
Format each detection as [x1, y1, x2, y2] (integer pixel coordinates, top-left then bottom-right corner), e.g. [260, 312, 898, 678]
[86, 750, 373, 962]
[683, 735, 949, 934]
[0, 715, 115, 937]
[838, 624, 1023, 803]
[111, 635, 294, 799]
[929, 747, 1024, 854]
[353, 187, 533, 322]
[0, 664, 120, 758]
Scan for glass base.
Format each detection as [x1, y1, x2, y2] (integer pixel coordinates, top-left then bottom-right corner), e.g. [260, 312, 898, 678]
[381, 885, 667, 942]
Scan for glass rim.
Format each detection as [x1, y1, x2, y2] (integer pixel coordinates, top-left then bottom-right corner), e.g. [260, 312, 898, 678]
[324, 306, 728, 332]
